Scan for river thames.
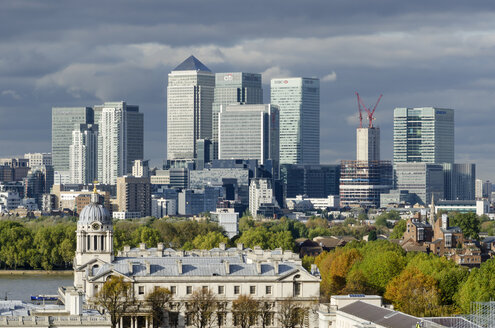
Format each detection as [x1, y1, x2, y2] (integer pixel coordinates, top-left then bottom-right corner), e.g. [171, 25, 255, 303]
[0, 273, 73, 302]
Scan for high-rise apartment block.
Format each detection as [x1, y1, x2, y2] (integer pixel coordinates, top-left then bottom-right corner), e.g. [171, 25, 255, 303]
[356, 127, 380, 161]
[249, 178, 278, 218]
[93, 102, 143, 184]
[69, 124, 98, 184]
[52, 107, 93, 172]
[393, 107, 454, 164]
[52, 102, 142, 185]
[218, 104, 279, 167]
[212, 72, 263, 159]
[116, 176, 151, 217]
[475, 179, 492, 201]
[167, 56, 214, 161]
[271, 78, 320, 165]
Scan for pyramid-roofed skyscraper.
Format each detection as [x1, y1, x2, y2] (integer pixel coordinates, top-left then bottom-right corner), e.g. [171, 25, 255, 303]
[167, 56, 214, 161]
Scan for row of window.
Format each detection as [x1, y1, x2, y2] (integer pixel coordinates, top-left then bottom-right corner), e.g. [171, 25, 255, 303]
[137, 284, 273, 296]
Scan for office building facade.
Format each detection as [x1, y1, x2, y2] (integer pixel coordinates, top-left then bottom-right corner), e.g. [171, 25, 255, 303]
[167, 56, 215, 161]
[393, 107, 454, 164]
[280, 164, 340, 199]
[24, 153, 52, 168]
[69, 124, 98, 185]
[52, 107, 93, 172]
[443, 163, 475, 201]
[218, 104, 279, 166]
[212, 72, 263, 159]
[395, 162, 444, 205]
[271, 78, 320, 165]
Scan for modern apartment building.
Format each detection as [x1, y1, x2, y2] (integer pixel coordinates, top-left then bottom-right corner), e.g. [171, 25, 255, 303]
[116, 175, 151, 217]
[393, 107, 454, 164]
[212, 72, 263, 159]
[271, 78, 320, 165]
[51, 107, 93, 172]
[69, 124, 98, 185]
[167, 56, 215, 161]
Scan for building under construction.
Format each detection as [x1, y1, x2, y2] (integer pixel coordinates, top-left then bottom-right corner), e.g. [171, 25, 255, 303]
[339, 160, 393, 208]
[339, 93, 392, 208]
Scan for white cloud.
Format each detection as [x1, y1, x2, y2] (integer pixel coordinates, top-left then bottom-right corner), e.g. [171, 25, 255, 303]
[322, 71, 337, 82]
[1, 90, 21, 100]
[260, 66, 291, 84]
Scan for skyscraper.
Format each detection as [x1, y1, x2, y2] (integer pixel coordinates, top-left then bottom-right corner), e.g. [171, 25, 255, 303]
[270, 78, 320, 165]
[52, 107, 93, 172]
[94, 101, 143, 184]
[356, 127, 380, 161]
[443, 163, 475, 200]
[393, 107, 454, 164]
[212, 72, 263, 159]
[167, 56, 215, 161]
[69, 124, 98, 184]
[218, 104, 279, 167]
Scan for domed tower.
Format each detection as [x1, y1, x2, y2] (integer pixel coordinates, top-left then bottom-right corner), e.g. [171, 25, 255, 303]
[74, 188, 113, 268]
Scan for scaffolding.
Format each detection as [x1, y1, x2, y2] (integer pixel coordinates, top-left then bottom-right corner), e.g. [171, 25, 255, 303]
[426, 301, 495, 328]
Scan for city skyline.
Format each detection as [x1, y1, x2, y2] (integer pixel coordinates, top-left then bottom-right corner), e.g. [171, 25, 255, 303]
[1, 2, 495, 179]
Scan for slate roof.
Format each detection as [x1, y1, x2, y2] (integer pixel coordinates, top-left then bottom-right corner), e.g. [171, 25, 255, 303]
[93, 256, 299, 278]
[338, 301, 441, 328]
[173, 55, 211, 72]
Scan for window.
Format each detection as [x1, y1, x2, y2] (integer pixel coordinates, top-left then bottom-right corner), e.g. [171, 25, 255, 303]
[186, 286, 192, 294]
[265, 285, 272, 295]
[234, 286, 240, 294]
[170, 286, 177, 295]
[138, 286, 145, 295]
[250, 286, 256, 295]
[218, 285, 224, 295]
[293, 282, 301, 296]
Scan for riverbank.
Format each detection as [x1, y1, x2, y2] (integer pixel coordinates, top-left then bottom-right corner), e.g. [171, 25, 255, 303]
[0, 270, 72, 276]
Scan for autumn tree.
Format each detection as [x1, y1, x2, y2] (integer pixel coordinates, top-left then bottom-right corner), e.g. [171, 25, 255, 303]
[93, 276, 133, 328]
[389, 219, 407, 239]
[146, 287, 172, 328]
[188, 288, 218, 328]
[232, 295, 259, 328]
[384, 267, 441, 316]
[277, 298, 308, 328]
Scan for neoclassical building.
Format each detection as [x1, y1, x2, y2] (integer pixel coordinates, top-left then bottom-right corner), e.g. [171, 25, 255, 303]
[71, 191, 321, 328]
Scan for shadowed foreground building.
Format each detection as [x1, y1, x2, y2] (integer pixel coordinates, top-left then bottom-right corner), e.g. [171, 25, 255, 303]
[68, 192, 320, 327]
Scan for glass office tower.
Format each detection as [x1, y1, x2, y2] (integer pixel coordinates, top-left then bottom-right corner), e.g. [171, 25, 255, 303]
[52, 107, 93, 172]
[167, 56, 215, 161]
[270, 78, 320, 165]
[393, 107, 454, 164]
[212, 72, 263, 159]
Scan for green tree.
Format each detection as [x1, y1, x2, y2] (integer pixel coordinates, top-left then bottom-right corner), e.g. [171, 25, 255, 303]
[237, 226, 271, 249]
[449, 212, 480, 240]
[456, 258, 495, 312]
[269, 231, 294, 250]
[307, 227, 332, 240]
[238, 217, 255, 234]
[407, 252, 468, 305]
[192, 231, 228, 250]
[367, 230, 377, 241]
[93, 276, 133, 328]
[390, 219, 407, 239]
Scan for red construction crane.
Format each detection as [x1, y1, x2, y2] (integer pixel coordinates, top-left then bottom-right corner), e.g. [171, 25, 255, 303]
[356, 92, 383, 128]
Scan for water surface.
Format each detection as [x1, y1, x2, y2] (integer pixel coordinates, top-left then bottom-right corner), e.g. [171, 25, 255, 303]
[0, 273, 73, 302]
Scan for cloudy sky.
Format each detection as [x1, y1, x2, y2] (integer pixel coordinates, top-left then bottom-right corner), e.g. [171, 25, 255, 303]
[1, 1, 495, 179]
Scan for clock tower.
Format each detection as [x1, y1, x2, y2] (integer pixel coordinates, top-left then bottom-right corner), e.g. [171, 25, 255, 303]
[74, 188, 113, 288]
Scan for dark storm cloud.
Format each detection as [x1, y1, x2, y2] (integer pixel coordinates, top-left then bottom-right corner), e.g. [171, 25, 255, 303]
[1, 0, 495, 179]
